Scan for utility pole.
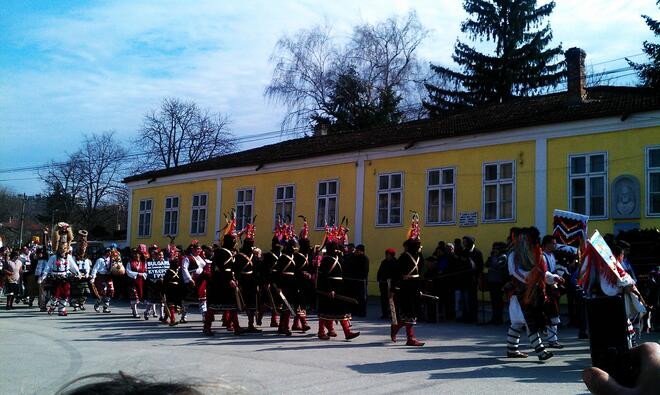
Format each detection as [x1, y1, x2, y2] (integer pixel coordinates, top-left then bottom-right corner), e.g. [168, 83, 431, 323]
[19, 193, 26, 246]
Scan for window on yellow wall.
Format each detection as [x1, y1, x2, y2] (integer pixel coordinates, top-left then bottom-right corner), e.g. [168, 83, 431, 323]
[274, 185, 295, 226]
[236, 188, 254, 230]
[377, 173, 403, 226]
[163, 196, 179, 236]
[427, 168, 455, 224]
[569, 152, 607, 218]
[138, 199, 152, 237]
[191, 193, 208, 235]
[316, 180, 338, 228]
[647, 146, 660, 216]
[482, 161, 515, 222]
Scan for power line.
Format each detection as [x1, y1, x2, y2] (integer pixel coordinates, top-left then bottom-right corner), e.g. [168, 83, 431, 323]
[0, 125, 311, 175]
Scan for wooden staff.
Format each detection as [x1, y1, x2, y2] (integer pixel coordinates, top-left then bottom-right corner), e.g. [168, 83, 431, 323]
[387, 279, 398, 326]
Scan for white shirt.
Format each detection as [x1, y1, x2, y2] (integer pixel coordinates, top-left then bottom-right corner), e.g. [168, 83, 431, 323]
[126, 260, 147, 280]
[76, 258, 92, 276]
[40, 255, 79, 281]
[181, 255, 205, 283]
[91, 256, 111, 278]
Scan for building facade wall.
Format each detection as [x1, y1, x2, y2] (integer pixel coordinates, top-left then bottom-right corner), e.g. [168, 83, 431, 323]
[125, 119, 660, 295]
[547, 126, 660, 235]
[219, 162, 357, 247]
[360, 141, 536, 294]
[129, 179, 218, 247]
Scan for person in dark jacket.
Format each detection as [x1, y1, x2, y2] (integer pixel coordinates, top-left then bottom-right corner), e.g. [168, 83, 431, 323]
[377, 248, 397, 319]
[462, 236, 484, 323]
[485, 242, 508, 325]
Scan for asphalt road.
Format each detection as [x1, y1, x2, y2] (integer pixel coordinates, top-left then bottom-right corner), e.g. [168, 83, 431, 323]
[1, 300, 658, 394]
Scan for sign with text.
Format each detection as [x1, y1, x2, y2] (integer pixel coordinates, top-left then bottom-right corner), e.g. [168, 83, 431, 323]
[459, 212, 478, 227]
[146, 260, 169, 280]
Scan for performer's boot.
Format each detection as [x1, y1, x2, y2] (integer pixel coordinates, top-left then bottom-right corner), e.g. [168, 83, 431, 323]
[198, 298, 207, 316]
[143, 303, 151, 320]
[168, 305, 178, 326]
[222, 310, 231, 329]
[102, 297, 111, 313]
[340, 319, 360, 340]
[299, 315, 311, 332]
[506, 326, 527, 358]
[317, 319, 330, 340]
[390, 323, 403, 343]
[232, 311, 247, 335]
[93, 299, 101, 313]
[325, 320, 338, 337]
[158, 304, 167, 322]
[278, 311, 292, 336]
[529, 332, 553, 361]
[180, 309, 188, 324]
[47, 299, 56, 315]
[270, 311, 279, 327]
[545, 316, 563, 348]
[247, 311, 261, 333]
[256, 309, 263, 326]
[5, 295, 12, 310]
[626, 319, 637, 348]
[405, 324, 423, 346]
[58, 300, 68, 317]
[203, 309, 215, 336]
[291, 315, 302, 331]
[131, 302, 139, 318]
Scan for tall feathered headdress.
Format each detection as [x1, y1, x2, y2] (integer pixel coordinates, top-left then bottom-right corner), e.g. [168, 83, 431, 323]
[221, 209, 237, 239]
[324, 217, 349, 246]
[238, 216, 257, 242]
[274, 214, 287, 243]
[406, 211, 420, 241]
[298, 215, 309, 241]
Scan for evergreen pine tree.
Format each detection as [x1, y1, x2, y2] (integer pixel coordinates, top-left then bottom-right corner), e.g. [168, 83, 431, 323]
[628, 1, 660, 89]
[424, 0, 564, 116]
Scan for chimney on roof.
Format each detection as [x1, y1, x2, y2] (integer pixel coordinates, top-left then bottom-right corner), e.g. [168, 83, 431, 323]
[313, 122, 329, 136]
[565, 47, 587, 104]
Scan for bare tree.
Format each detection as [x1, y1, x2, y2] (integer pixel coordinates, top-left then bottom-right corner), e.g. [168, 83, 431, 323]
[265, 24, 339, 129]
[135, 97, 235, 172]
[265, 11, 429, 130]
[39, 154, 85, 223]
[77, 131, 128, 231]
[347, 11, 428, 109]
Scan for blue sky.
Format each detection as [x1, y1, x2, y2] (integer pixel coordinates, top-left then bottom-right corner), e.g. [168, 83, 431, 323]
[0, 0, 656, 195]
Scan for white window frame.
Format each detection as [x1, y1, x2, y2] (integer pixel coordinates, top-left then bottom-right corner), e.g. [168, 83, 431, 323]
[482, 161, 516, 223]
[274, 184, 296, 227]
[647, 145, 660, 217]
[137, 199, 153, 238]
[162, 196, 179, 236]
[236, 188, 255, 230]
[190, 193, 208, 235]
[316, 179, 339, 229]
[426, 167, 456, 225]
[568, 152, 608, 219]
[376, 172, 404, 227]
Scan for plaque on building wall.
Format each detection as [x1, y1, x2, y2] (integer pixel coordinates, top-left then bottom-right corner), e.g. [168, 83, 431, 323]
[459, 211, 478, 227]
[611, 175, 641, 219]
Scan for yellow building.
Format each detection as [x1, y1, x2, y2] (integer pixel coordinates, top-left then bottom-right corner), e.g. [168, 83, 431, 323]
[124, 49, 660, 295]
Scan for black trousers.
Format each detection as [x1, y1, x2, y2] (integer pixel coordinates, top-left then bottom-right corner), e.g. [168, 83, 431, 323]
[488, 282, 505, 323]
[379, 281, 389, 318]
